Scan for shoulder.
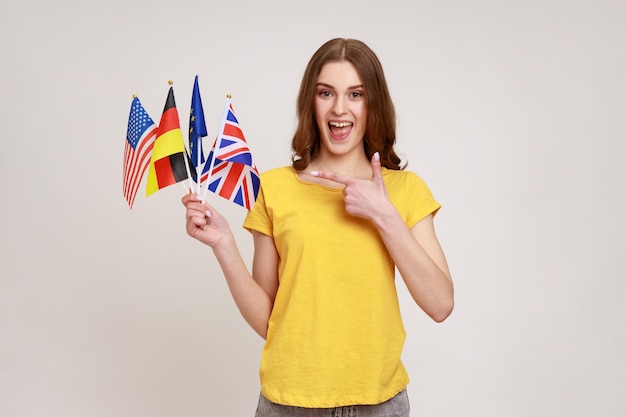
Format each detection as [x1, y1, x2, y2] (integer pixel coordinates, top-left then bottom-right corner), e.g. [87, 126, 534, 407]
[382, 168, 429, 189]
[259, 166, 294, 182]
[382, 168, 439, 213]
[258, 166, 298, 195]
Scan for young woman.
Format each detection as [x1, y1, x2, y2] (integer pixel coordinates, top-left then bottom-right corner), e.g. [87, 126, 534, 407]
[182, 38, 453, 417]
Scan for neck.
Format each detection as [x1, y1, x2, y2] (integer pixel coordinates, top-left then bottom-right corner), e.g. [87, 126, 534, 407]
[309, 150, 371, 179]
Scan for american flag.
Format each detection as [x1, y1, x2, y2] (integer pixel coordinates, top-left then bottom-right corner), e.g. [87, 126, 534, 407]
[123, 96, 157, 209]
[201, 98, 260, 210]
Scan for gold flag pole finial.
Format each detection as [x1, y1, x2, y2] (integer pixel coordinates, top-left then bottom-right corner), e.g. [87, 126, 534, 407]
[168, 80, 173, 85]
[132, 94, 137, 98]
[227, 94, 232, 98]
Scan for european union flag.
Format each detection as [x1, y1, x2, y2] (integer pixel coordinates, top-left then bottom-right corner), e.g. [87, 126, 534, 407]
[189, 75, 207, 170]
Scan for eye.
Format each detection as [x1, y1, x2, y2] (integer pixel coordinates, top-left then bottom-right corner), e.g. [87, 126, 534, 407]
[318, 90, 333, 97]
[349, 91, 364, 99]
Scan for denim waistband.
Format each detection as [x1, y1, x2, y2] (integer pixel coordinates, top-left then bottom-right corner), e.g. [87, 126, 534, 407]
[255, 389, 410, 417]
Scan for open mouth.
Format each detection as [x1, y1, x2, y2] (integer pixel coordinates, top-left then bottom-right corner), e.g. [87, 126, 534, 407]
[329, 121, 353, 139]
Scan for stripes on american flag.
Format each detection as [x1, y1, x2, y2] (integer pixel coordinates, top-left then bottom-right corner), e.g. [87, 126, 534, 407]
[123, 97, 157, 209]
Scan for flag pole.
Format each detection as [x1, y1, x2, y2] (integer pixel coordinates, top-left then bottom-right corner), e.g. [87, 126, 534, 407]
[194, 139, 205, 195]
[194, 159, 201, 195]
[169, 79, 194, 194]
[190, 75, 207, 196]
[182, 140, 194, 194]
[182, 114, 198, 194]
[201, 94, 231, 204]
[195, 125, 202, 195]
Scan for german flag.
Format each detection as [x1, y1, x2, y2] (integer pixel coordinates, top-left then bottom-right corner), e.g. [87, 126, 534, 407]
[146, 86, 189, 196]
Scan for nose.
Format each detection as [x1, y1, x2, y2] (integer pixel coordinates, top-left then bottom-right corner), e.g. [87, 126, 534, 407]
[331, 95, 347, 115]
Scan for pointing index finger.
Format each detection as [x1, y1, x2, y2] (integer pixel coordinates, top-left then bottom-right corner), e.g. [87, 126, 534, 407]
[310, 170, 355, 186]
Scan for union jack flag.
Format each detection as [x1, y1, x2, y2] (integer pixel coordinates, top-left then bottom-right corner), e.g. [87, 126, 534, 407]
[201, 97, 260, 210]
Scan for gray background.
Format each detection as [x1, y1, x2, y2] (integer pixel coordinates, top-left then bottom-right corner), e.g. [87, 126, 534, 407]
[1, 0, 624, 416]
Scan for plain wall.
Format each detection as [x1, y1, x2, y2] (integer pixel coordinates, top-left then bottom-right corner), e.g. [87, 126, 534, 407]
[1, 0, 625, 416]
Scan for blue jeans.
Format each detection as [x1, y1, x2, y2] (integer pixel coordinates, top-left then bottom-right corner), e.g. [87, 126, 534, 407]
[255, 389, 410, 417]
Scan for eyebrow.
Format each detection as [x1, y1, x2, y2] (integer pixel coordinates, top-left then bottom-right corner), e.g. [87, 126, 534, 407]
[316, 82, 364, 90]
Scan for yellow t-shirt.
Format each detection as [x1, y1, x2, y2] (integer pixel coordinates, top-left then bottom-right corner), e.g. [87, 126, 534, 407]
[243, 166, 440, 408]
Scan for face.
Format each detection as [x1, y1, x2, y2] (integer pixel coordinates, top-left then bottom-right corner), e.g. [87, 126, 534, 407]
[314, 61, 367, 161]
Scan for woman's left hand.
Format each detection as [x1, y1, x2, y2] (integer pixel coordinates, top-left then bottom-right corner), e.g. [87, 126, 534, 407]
[311, 152, 393, 221]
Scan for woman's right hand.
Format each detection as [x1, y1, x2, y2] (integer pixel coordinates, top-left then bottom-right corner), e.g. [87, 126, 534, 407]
[181, 192, 232, 248]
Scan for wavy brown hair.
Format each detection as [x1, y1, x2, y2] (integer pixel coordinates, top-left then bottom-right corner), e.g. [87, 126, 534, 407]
[291, 38, 404, 171]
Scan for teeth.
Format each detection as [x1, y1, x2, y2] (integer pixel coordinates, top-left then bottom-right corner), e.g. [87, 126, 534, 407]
[329, 121, 352, 127]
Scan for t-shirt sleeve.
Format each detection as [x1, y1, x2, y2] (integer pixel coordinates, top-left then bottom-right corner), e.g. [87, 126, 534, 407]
[405, 172, 441, 228]
[242, 184, 273, 237]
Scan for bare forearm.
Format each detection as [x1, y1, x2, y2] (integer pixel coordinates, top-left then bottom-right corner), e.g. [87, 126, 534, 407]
[212, 235, 273, 338]
[373, 207, 454, 322]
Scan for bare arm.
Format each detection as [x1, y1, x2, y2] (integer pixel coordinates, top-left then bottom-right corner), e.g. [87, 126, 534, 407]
[182, 193, 279, 338]
[311, 153, 454, 322]
[373, 209, 453, 322]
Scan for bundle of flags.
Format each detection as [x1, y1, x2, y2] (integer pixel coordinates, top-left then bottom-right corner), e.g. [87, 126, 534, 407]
[122, 77, 260, 211]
